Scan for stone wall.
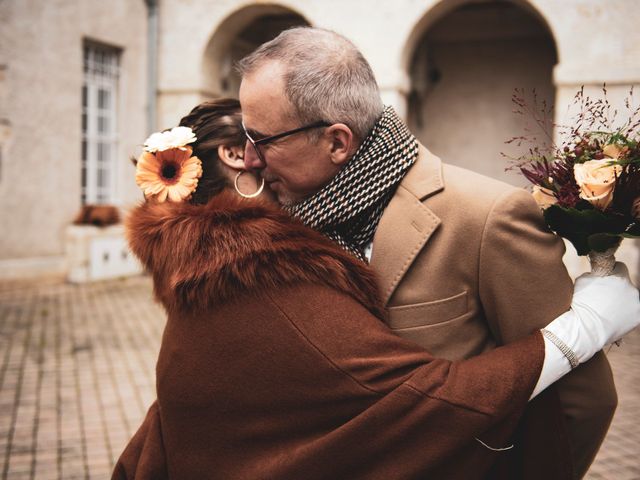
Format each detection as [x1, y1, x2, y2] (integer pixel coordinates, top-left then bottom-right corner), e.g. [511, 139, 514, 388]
[0, 0, 147, 273]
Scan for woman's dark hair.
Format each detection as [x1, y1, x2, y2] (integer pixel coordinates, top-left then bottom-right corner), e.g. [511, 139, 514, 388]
[179, 98, 245, 205]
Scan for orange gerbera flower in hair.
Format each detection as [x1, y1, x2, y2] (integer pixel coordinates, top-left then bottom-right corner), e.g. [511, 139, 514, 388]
[135, 144, 203, 203]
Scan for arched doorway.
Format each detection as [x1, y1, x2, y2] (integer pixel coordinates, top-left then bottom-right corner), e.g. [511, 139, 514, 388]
[203, 5, 310, 99]
[406, 1, 557, 185]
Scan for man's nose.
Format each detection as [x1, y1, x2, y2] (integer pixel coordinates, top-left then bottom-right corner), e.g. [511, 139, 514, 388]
[243, 141, 265, 171]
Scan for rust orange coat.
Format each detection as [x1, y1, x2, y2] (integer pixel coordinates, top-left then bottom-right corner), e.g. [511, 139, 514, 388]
[113, 192, 551, 480]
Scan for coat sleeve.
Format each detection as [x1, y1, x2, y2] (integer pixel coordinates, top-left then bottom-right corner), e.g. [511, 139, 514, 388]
[265, 285, 544, 461]
[478, 187, 617, 478]
[112, 401, 168, 480]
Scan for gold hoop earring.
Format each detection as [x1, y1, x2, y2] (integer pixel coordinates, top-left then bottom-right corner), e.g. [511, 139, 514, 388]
[234, 171, 265, 199]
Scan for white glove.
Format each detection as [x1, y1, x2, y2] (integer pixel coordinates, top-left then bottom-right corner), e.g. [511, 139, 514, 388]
[550, 262, 640, 363]
[531, 262, 640, 399]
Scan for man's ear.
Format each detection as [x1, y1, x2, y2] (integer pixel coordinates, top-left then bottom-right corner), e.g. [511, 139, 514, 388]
[217, 145, 245, 170]
[326, 124, 353, 166]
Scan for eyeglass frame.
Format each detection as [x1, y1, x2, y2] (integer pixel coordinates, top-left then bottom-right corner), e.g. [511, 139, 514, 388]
[242, 120, 331, 163]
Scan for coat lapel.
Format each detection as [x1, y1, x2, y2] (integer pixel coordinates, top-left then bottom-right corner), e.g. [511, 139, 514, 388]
[370, 145, 444, 304]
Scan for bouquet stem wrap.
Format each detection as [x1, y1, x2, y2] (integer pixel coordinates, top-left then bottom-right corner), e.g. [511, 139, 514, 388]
[588, 246, 618, 277]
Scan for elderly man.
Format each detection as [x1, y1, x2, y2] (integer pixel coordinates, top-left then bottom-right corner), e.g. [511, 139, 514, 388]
[239, 27, 616, 479]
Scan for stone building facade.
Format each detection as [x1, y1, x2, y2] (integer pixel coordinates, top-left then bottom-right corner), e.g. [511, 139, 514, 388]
[0, 0, 148, 278]
[1, 0, 638, 280]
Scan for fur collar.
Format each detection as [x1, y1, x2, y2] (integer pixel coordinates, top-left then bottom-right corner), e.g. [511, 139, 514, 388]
[126, 190, 385, 319]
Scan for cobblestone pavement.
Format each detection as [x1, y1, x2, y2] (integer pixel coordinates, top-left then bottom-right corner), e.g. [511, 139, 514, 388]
[0, 276, 638, 479]
[586, 326, 640, 479]
[0, 277, 162, 480]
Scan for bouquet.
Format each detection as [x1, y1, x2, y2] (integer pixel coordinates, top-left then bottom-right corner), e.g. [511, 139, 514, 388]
[506, 86, 640, 276]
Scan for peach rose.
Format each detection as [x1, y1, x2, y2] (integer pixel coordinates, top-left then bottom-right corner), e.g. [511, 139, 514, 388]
[573, 159, 622, 210]
[531, 185, 557, 209]
[602, 143, 628, 159]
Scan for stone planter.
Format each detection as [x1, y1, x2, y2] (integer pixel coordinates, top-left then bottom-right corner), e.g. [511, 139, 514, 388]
[65, 224, 141, 283]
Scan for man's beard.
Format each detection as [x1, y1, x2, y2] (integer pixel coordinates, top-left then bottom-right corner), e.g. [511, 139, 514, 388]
[268, 182, 308, 208]
[277, 191, 303, 208]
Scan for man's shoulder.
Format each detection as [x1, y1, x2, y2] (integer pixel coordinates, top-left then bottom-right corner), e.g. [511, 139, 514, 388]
[406, 144, 526, 209]
[429, 162, 532, 219]
[440, 162, 521, 201]
[395, 144, 537, 224]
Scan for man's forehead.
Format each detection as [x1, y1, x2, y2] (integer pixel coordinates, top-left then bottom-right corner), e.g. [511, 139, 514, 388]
[246, 59, 286, 83]
[239, 61, 292, 130]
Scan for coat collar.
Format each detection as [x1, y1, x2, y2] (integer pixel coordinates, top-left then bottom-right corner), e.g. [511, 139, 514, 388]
[126, 191, 386, 318]
[370, 144, 444, 304]
[401, 144, 445, 201]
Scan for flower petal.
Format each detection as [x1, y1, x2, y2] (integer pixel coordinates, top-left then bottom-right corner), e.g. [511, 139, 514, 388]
[156, 147, 191, 166]
[167, 185, 183, 202]
[156, 188, 169, 203]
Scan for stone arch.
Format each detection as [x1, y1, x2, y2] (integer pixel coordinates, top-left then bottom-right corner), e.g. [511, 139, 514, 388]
[202, 4, 310, 99]
[403, 0, 558, 184]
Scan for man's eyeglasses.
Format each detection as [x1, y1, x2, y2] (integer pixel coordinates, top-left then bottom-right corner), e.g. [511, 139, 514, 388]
[242, 120, 331, 163]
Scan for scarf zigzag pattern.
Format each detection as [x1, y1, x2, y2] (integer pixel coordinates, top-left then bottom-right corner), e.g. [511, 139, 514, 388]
[287, 106, 418, 261]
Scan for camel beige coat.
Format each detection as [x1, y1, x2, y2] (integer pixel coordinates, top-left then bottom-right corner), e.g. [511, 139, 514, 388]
[371, 145, 617, 478]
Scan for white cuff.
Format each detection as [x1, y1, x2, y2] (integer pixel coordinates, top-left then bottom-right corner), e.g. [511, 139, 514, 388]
[530, 333, 573, 400]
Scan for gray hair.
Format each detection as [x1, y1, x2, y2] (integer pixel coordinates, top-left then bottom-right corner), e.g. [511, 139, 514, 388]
[237, 27, 384, 142]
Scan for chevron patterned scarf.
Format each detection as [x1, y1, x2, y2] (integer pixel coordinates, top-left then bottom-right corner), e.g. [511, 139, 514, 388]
[286, 106, 418, 261]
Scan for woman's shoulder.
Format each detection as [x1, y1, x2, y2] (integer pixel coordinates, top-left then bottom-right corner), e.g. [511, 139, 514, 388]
[126, 191, 385, 317]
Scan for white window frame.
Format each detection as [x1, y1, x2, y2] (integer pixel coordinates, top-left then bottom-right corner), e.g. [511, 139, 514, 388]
[82, 41, 120, 205]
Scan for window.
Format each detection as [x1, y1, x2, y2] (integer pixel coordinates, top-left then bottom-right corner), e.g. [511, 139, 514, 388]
[82, 41, 120, 204]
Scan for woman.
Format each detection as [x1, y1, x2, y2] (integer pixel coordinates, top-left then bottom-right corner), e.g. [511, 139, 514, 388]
[114, 99, 638, 479]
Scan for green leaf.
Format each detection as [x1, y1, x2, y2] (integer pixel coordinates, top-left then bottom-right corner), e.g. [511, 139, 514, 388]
[543, 206, 590, 254]
[587, 233, 622, 252]
[574, 200, 595, 211]
[543, 205, 629, 255]
[624, 222, 640, 237]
